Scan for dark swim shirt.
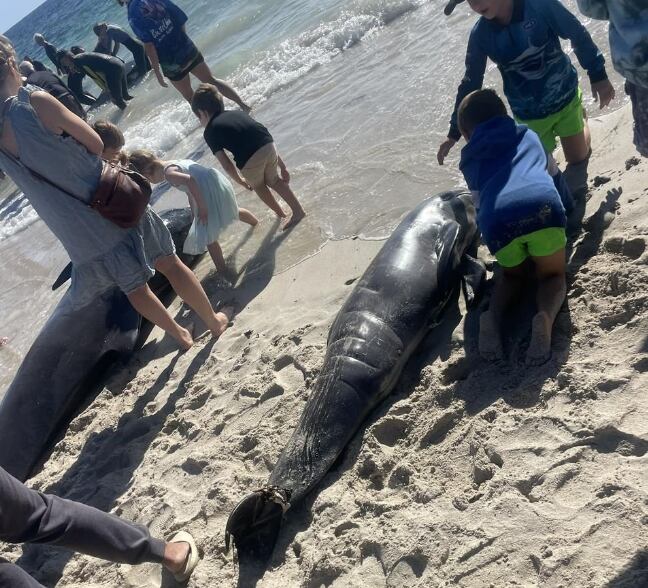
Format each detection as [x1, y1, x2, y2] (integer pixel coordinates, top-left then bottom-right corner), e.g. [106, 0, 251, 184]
[204, 111, 274, 169]
[127, 0, 196, 67]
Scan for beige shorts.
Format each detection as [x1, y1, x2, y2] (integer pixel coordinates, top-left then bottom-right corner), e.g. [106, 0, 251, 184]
[241, 142, 279, 189]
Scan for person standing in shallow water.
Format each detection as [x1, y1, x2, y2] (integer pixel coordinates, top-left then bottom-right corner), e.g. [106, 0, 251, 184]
[116, 0, 250, 110]
[0, 34, 230, 350]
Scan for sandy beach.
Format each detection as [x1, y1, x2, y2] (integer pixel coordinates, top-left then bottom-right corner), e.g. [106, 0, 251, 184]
[1, 102, 647, 587]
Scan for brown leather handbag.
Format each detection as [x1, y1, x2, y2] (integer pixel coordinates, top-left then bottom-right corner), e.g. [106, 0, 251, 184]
[90, 160, 152, 228]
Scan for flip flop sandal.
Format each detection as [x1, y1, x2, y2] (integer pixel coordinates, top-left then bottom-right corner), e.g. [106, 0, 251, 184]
[169, 531, 200, 583]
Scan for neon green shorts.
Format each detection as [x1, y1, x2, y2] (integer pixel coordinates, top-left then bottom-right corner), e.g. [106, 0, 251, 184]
[495, 227, 567, 268]
[516, 88, 585, 153]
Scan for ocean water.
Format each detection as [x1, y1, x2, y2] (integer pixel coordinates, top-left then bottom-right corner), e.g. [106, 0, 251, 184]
[0, 0, 625, 394]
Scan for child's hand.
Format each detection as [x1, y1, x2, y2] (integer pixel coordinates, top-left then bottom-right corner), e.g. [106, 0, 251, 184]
[280, 166, 290, 183]
[437, 138, 457, 165]
[592, 79, 615, 109]
[238, 177, 253, 190]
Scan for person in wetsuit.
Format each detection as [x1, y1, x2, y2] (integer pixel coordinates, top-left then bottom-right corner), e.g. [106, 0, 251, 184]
[93, 22, 150, 78]
[19, 60, 87, 119]
[57, 49, 134, 110]
[33, 34, 62, 75]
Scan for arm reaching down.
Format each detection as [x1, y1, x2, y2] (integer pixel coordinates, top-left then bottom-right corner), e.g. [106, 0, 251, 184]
[165, 166, 209, 223]
[144, 43, 167, 88]
[215, 151, 252, 190]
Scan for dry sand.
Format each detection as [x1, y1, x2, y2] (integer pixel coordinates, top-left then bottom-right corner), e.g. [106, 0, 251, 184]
[2, 104, 647, 587]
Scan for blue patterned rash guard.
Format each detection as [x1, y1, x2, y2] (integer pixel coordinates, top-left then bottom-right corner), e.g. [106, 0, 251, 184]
[448, 0, 607, 141]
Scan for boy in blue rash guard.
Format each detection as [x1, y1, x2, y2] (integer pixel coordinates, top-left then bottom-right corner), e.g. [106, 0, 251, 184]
[437, 0, 615, 172]
[577, 0, 648, 157]
[458, 89, 567, 366]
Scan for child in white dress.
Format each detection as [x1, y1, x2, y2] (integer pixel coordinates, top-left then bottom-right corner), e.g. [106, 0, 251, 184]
[129, 150, 258, 275]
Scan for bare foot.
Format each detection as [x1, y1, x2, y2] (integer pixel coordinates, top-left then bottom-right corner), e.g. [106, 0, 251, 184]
[209, 305, 235, 339]
[526, 312, 552, 366]
[177, 326, 194, 351]
[0, 337, 8, 347]
[163, 541, 190, 575]
[282, 209, 306, 231]
[479, 310, 504, 362]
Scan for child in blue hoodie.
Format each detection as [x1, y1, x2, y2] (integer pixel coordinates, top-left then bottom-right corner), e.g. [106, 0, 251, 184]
[438, 0, 615, 171]
[577, 0, 648, 156]
[458, 89, 567, 366]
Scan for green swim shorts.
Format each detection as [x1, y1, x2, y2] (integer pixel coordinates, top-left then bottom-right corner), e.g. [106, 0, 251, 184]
[495, 227, 567, 268]
[516, 88, 585, 153]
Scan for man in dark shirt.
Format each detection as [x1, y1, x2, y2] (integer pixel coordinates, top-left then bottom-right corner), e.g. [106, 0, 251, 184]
[58, 50, 134, 110]
[93, 22, 150, 77]
[191, 83, 306, 230]
[19, 60, 87, 119]
[33, 34, 62, 74]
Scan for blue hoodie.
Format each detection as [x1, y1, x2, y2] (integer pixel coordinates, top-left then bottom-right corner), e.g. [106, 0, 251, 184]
[448, 0, 607, 141]
[459, 116, 566, 254]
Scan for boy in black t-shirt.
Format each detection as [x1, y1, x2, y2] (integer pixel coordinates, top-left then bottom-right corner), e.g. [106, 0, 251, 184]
[191, 83, 306, 230]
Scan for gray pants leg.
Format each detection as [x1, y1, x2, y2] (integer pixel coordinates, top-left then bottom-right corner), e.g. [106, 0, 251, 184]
[0, 559, 45, 587]
[0, 467, 165, 584]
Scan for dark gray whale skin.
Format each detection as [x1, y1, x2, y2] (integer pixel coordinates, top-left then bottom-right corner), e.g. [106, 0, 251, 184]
[0, 208, 195, 482]
[225, 191, 484, 567]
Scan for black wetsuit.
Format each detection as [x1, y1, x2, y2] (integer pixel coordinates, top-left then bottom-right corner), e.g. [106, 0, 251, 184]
[94, 24, 150, 77]
[26, 71, 86, 119]
[72, 52, 133, 109]
[66, 71, 97, 106]
[41, 41, 62, 75]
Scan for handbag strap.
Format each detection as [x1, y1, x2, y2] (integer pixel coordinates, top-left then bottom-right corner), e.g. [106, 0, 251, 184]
[0, 94, 93, 207]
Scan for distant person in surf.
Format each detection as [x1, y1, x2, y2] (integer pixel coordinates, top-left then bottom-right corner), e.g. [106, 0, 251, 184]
[33, 34, 62, 74]
[58, 49, 134, 110]
[191, 83, 306, 231]
[457, 89, 567, 366]
[437, 0, 615, 184]
[93, 22, 151, 78]
[129, 149, 260, 277]
[19, 60, 87, 120]
[115, 0, 249, 110]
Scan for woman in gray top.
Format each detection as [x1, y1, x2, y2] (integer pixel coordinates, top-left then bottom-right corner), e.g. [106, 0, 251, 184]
[0, 35, 229, 350]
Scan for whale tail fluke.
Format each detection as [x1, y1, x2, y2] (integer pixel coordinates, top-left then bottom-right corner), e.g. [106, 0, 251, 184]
[225, 486, 290, 568]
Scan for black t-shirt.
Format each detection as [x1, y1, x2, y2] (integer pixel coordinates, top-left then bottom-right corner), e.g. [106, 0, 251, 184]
[27, 71, 71, 100]
[203, 111, 274, 169]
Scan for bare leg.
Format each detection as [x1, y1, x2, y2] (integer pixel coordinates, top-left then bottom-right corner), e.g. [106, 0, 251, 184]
[254, 184, 287, 218]
[560, 121, 591, 165]
[170, 75, 195, 103]
[191, 62, 249, 111]
[526, 249, 567, 366]
[269, 178, 306, 230]
[479, 263, 526, 362]
[207, 241, 227, 273]
[239, 208, 259, 226]
[127, 284, 193, 350]
[154, 254, 230, 338]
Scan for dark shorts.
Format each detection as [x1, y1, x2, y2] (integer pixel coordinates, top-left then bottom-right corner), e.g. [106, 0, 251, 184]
[160, 46, 204, 82]
[625, 81, 648, 157]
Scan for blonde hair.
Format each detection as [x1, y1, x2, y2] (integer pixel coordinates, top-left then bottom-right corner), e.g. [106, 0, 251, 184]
[127, 149, 161, 176]
[0, 36, 17, 85]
